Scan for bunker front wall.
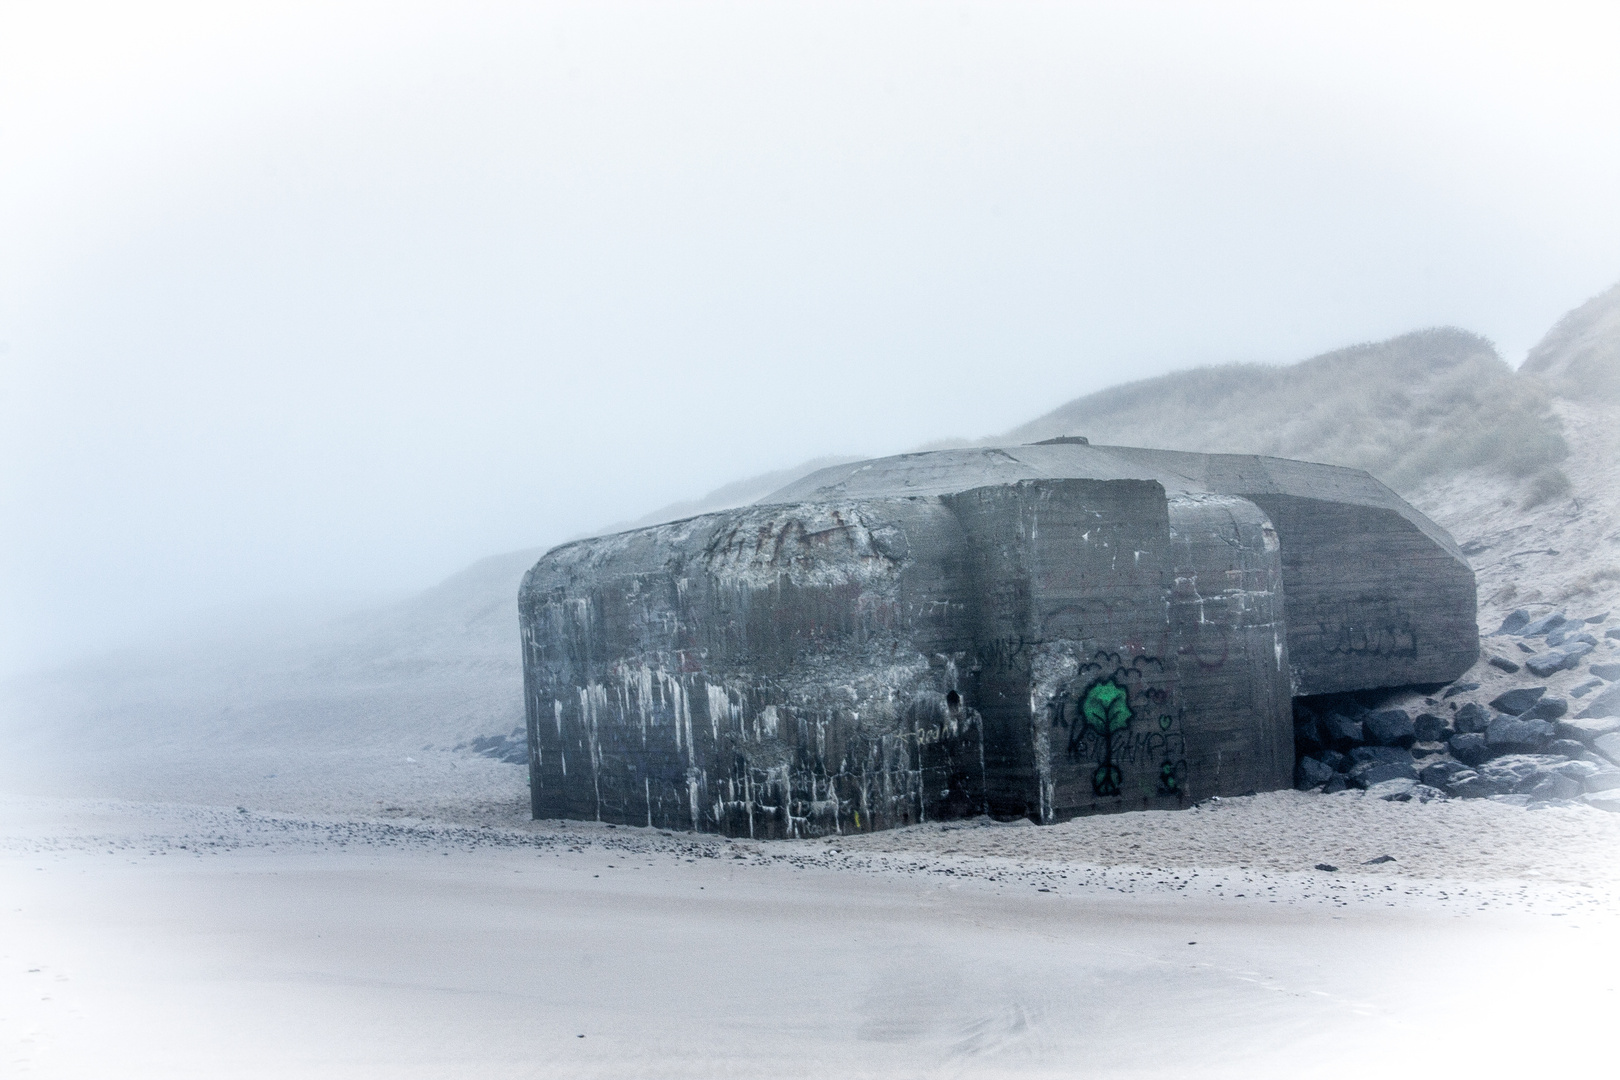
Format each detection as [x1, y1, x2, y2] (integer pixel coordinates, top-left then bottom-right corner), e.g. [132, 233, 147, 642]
[519, 479, 1294, 836]
[520, 497, 984, 838]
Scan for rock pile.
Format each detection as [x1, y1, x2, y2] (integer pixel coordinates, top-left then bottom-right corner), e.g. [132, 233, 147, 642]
[459, 727, 528, 765]
[1293, 607, 1620, 810]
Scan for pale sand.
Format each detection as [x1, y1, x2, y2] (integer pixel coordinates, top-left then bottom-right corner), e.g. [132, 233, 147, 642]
[4, 792, 1618, 1080]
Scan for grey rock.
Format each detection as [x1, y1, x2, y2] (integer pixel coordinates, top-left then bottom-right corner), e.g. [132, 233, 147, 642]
[1485, 715, 1554, 753]
[1547, 628, 1570, 647]
[1554, 715, 1620, 743]
[1571, 679, 1604, 698]
[1489, 687, 1547, 716]
[1494, 609, 1531, 635]
[1322, 775, 1348, 794]
[1573, 634, 1600, 647]
[1420, 759, 1472, 787]
[1564, 641, 1596, 664]
[1442, 682, 1480, 699]
[1576, 682, 1620, 718]
[1517, 642, 1535, 654]
[1522, 696, 1568, 721]
[1449, 732, 1491, 767]
[1410, 742, 1446, 759]
[1363, 710, 1417, 748]
[1488, 656, 1521, 673]
[1410, 784, 1448, 803]
[1545, 739, 1592, 759]
[1524, 654, 1564, 678]
[1365, 777, 1419, 801]
[1552, 759, 1601, 783]
[1582, 790, 1620, 812]
[1478, 753, 1566, 793]
[1527, 774, 1584, 801]
[1349, 745, 1413, 766]
[1445, 770, 1489, 798]
[1607, 627, 1620, 641]
[1586, 612, 1611, 623]
[1314, 863, 1339, 872]
[1520, 612, 1568, 637]
[1525, 646, 1590, 677]
[1362, 854, 1396, 865]
[1296, 756, 1336, 790]
[1320, 749, 1351, 773]
[1349, 760, 1419, 789]
[1589, 662, 1620, 681]
[1321, 713, 1365, 749]
[1412, 709, 1451, 744]
[1595, 732, 1620, 767]
[1453, 702, 1492, 733]
[1294, 714, 1326, 755]
[1582, 766, 1620, 793]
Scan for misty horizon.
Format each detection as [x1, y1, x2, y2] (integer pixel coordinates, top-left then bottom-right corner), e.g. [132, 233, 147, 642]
[5, 1, 1620, 678]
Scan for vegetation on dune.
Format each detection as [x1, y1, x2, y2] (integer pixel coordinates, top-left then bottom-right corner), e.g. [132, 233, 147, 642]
[1005, 328, 1570, 497]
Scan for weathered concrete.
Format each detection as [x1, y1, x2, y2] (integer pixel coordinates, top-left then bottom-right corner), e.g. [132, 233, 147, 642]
[519, 442, 1476, 835]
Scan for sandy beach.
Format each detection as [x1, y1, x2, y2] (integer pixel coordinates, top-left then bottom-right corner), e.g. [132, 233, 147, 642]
[4, 787, 1617, 1078]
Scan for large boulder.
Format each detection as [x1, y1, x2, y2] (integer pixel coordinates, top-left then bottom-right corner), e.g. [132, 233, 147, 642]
[1444, 769, 1490, 798]
[1595, 732, 1620, 767]
[1526, 645, 1594, 678]
[1449, 732, 1491, 767]
[1321, 713, 1366, 749]
[1419, 759, 1472, 788]
[1519, 612, 1568, 637]
[1545, 738, 1592, 759]
[1522, 696, 1569, 722]
[1555, 715, 1620, 743]
[1583, 790, 1620, 813]
[1577, 683, 1620, 719]
[1478, 754, 1567, 794]
[1349, 745, 1414, 767]
[1486, 715, 1555, 753]
[1349, 759, 1419, 789]
[1296, 756, 1336, 790]
[1412, 712, 1449, 742]
[1582, 765, 1620, 793]
[1364, 709, 1417, 748]
[1527, 774, 1584, 802]
[1365, 777, 1421, 801]
[1453, 702, 1493, 733]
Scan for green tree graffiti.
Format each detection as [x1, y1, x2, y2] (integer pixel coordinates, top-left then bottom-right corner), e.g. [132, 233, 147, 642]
[1080, 678, 1132, 796]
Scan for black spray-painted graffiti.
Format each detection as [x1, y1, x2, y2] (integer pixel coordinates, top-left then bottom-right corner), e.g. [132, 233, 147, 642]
[1075, 678, 1130, 796]
[1317, 607, 1418, 660]
[1051, 652, 1187, 798]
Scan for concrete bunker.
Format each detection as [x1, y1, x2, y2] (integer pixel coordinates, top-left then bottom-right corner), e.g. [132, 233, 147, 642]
[518, 442, 1477, 836]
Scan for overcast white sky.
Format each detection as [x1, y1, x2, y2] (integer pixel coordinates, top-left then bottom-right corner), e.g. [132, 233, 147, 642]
[3, 0, 1619, 674]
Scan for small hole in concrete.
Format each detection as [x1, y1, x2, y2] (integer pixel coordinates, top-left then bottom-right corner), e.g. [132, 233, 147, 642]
[946, 690, 960, 708]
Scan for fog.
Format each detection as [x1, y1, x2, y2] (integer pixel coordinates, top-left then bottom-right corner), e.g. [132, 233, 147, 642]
[4, 1, 1620, 677]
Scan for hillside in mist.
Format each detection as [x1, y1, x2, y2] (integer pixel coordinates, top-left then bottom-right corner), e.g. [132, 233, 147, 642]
[1006, 327, 1572, 501]
[4, 280, 1618, 807]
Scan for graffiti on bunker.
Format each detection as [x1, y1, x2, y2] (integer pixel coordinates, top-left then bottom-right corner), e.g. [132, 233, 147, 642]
[1051, 652, 1187, 799]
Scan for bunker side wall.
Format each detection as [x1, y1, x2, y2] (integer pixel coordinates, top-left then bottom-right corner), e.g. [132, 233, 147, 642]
[1243, 495, 1478, 695]
[1166, 495, 1293, 800]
